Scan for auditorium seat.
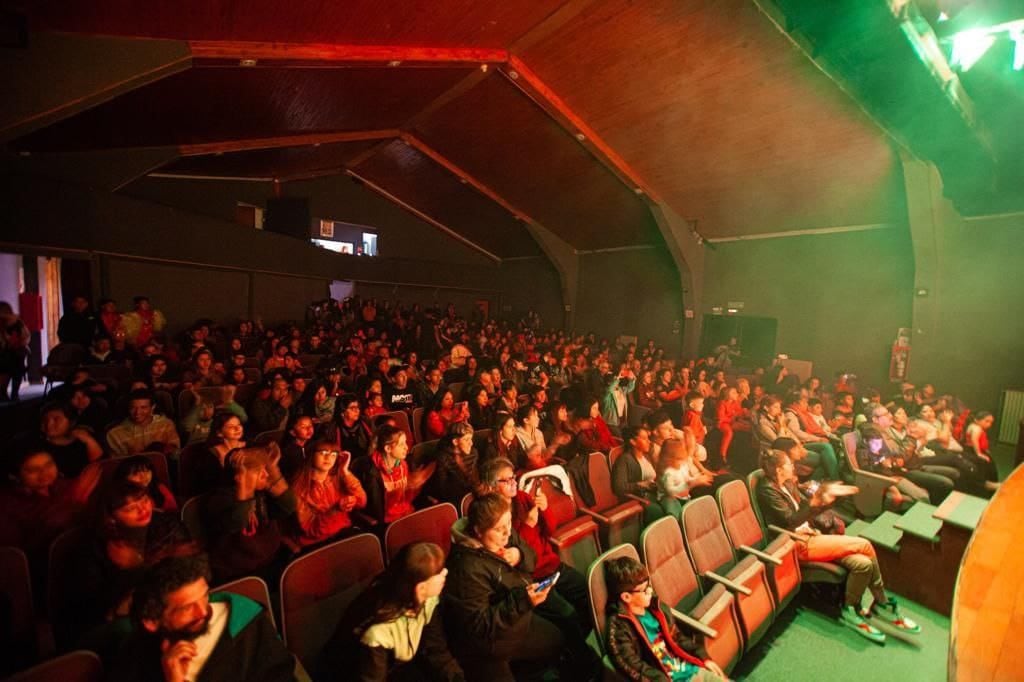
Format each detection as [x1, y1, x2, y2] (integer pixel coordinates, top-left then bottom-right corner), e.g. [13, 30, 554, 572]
[641, 517, 744, 674]
[280, 533, 384, 671]
[842, 431, 898, 518]
[373, 411, 414, 445]
[411, 406, 425, 444]
[5, 650, 102, 682]
[681, 496, 775, 649]
[180, 495, 207, 547]
[586, 543, 643, 679]
[716, 480, 801, 610]
[746, 470, 848, 590]
[213, 576, 275, 629]
[384, 503, 458, 562]
[252, 428, 286, 447]
[576, 452, 644, 549]
[0, 546, 39, 674]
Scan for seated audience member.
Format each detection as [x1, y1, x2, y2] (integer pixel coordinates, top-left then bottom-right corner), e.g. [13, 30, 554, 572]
[263, 342, 290, 373]
[143, 354, 179, 394]
[866, 406, 955, 504]
[831, 392, 856, 432]
[89, 335, 116, 365]
[807, 398, 832, 436]
[644, 409, 685, 466]
[279, 414, 316, 482]
[856, 425, 949, 508]
[611, 426, 658, 508]
[655, 368, 685, 425]
[603, 556, 726, 681]
[114, 455, 178, 514]
[295, 379, 336, 426]
[180, 399, 216, 446]
[964, 410, 999, 484]
[289, 438, 367, 547]
[58, 295, 99, 347]
[515, 403, 563, 469]
[324, 542, 461, 681]
[755, 394, 797, 447]
[108, 553, 294, 682]
[481, 411, 527, 472]
[364, 390, 387, 420]
[418, 367, 446, 408]
[423, 422, 478, 508]
[577, 396, 618, 454]
[352, 424, 427, 525]
[424, 389, 469, 441]
[180, 348, 224, 390]
[681, 391, 712, 463]
[480, 457, 592, 633]
[467, 385, 495, 430]
[203, 444, 298, 582]
[338, 393, 374, 460]
[715, 385, 749, 463]
[386, 366, 419, 412]
[107, 389, 181, 457]
[784, 391, 840, 480]
[249, 376, 292, 435]
[189, 411, 247, 497]
[634, 370, 662, 410]
[915, 404, 962, 452]
[444, 493, 598, 679]
[37, 402, 104, 477]
[75, 481, 195, 636]
[0, 444, 100, 559]
[69, 385, 111, 435]
[756, 449, 919, 643]
[290, 370, 309, 406]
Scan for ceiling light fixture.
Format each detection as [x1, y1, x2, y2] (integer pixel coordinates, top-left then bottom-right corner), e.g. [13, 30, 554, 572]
[388, 60, 402, 67]
[575, 132, 586, 141]
[239, 58, 257, 67]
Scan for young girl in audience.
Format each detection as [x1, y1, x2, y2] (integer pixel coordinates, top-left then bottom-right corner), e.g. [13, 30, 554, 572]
[298, 379, 337, 425]
[338, 394, 373, 460]
[634, 370, 661, 409]
[113, 455, 177, 514]
[352, 425, 429, 525]
[716, 385, 749, 463]
[655, 368, 684, 425]
[289, 437, 367, 547]
[424, 389, 469, 441]
[191, 411, 246, 496]
[38, 403, 103, 478]
[965, 410, 998, 483]
[481, 411, 527, 471]
[279, 414, 315, 481]
[467, 385, 494, 430]
[325, 541, 461, 681]
[422, 422, 478, 508]
[364, 391, 386, 419]
[577, 396, 618, 453]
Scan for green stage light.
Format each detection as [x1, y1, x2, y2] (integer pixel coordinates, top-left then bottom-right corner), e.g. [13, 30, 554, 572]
[950, 29, 996, 71]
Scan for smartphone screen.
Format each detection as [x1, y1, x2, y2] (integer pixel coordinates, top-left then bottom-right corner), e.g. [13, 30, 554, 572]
[535, 571, 560, 591]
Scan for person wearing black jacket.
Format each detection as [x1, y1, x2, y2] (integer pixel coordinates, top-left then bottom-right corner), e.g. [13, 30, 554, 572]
[443, 493, 599, 680]
[108, 554, 295, 682]
[57, 295, 99, 347]
[755, 449, 919, 644]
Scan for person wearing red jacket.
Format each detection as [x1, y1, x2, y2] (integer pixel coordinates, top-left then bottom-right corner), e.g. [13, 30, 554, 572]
[715, 385, 750, 463]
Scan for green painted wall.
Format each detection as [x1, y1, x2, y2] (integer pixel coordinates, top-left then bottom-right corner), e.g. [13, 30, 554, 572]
[703, 227, 915, 389]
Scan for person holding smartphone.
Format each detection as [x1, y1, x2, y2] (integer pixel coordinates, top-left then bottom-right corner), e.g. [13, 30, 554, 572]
[445, 493, 600, 680]
[288, 438, 367, 547]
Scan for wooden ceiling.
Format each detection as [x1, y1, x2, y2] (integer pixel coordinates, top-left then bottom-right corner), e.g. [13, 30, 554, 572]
[11, 0, 911, 256]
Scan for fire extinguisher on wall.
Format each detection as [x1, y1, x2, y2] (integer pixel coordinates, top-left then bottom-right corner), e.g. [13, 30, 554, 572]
[889, 327, 911, 382]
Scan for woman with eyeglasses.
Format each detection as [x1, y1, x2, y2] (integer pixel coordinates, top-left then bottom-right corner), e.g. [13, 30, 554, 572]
[444, 492, 600, 680]
[289, 437, 367, 547]
[324, 541, 462, 681]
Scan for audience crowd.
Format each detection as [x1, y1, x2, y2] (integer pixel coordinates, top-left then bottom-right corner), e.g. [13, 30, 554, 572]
[0, 294, 1002, 680]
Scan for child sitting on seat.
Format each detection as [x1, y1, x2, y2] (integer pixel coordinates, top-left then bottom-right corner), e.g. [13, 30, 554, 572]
[604, 555, 727, 681]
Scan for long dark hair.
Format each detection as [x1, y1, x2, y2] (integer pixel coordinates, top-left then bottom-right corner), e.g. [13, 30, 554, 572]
[346, 541, 445, 636]
[113, 455, 167, 508]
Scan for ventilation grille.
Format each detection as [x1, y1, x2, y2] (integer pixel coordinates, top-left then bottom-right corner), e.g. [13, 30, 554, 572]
[998, 389, 1024, 444]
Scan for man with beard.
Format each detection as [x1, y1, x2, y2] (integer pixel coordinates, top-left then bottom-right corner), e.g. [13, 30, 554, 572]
[109, 553, 295, 681]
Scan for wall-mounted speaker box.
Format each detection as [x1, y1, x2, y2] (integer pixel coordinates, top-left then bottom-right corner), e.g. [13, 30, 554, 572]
[265, 197, 311, 239]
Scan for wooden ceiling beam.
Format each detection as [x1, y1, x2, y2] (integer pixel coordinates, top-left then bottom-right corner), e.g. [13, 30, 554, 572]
[498, 55, 661, 203]
[177, 129, 398, 156]
[189, 41, 508, 66]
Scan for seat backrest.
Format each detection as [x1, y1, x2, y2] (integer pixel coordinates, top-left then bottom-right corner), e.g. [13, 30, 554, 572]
[746, 470, 768, 528]
[213, 576, 275, 628]
[180, 495, 207, 546]
[411, 407, 425, 444]
[408, 439, 438, 470]
[449, 382, 466, 401]
[641, 516, 703, 613]
[46, 343, 88, 366]
[374, 411, 413, 445]
[587, 543, 641, 655]
[531, 474, 579, 530]
[842, 431, 860, 471]
[6, 650, 102, 682]
[472, 429, 491, 453]
[717, 480, 765, 552]
[608, 446, 624, 470]
[46, 527, 93, 647]
[253, 429, 286, 446]
[586, 451, 619, 512]
[0, 546, 35, 664]
[459, 492, 474, 518]
[384, 503, 459, 562]
[280, 533, 385, 670]
[680, 496, 737, 577]
[178, 442, 213, 499]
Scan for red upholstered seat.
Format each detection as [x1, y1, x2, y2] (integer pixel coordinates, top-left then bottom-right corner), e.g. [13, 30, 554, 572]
[213, 576, 275, 629]
[6, 650, 102, 682]
[641, 517, 744, 675]
[578, 452, 644, 548]
[681, 496, 776, 649]
[523, 470, 601, 572]
[384, 503, 458, 562]
[586, 543, 643, 677]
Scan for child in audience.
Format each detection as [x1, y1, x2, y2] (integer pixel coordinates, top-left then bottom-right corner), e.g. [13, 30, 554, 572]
[352, 425, 428, 525]
[604, 556, 726, 680]
[113, 455, 178, 514]
[289, 438, 367, 547]
[682, 392, 709, 462]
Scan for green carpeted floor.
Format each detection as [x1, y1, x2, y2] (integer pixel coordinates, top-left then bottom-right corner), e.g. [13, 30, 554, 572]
[730, 591, 949, 681]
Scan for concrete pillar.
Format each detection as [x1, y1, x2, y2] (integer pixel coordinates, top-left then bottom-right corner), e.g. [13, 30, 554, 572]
[524, 220, 579, 330]
[646, 201, 704, 357]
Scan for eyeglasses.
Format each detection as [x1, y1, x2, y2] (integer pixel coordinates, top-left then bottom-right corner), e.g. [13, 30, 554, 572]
[630, 583, 654, 594]
[496, 477, 518, 486]
[315, 449, 340, 457]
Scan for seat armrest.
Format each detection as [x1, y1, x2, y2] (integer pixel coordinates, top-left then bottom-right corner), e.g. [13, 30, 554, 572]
[625, 493, 651, 507]
[767, 524, 804, 541]
[739, 545, 783, 565]
[352, 510, 379, 527]
[578, 507, 612, 524]
[854, 470, 899, 486]
[669, 607, 718, 639]
[704, 571, 753, 596]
